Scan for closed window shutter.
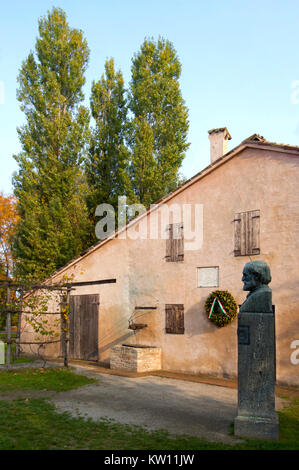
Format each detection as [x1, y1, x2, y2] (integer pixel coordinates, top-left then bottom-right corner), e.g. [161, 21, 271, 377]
[249, 210, 260, 255]
[166, 223, 184, 262]
[234, 214, 241, 256]
[165, 304, 175, 333]
[234, 210, 260, 256]
[176, 304, 185, 333]
[165, 304, 184, 334]
[165, 224, 173, 261]
[177, 224, 184, 261]
[241, 211, 248, 256]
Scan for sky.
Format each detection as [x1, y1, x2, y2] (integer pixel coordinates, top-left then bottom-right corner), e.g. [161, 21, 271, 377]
[1, 0, 299, 195]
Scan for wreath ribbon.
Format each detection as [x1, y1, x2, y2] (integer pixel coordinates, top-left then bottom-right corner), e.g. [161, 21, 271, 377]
[208, 296, 231, 319]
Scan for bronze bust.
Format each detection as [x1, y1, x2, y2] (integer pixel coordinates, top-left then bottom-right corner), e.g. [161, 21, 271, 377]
[239, 261, 272, 313]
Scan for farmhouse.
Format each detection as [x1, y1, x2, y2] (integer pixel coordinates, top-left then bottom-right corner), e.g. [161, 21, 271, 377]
[21, 128, 299, 387]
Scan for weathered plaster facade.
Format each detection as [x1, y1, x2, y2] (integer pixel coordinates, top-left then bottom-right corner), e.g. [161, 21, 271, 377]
[21, 135, 299, 387]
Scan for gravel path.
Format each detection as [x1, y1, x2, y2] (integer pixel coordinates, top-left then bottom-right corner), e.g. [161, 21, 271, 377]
[0, 362, 288, 444]
[52, 367, 242, 443]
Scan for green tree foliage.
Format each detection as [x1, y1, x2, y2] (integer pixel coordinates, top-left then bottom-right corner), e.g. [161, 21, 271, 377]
[128, 37, 189, 206]
[12, 7, 92, 282]
[86, 59, 132, 234]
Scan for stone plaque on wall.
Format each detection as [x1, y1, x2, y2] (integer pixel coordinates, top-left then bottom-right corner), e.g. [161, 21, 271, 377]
[197, 267, 219, 288]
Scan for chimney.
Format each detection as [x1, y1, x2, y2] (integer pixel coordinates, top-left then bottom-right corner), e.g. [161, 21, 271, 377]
[208, 127, 232, 164]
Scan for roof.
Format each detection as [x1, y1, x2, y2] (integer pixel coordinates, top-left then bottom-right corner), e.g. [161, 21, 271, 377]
[242, 133, 266, 142]
[242, 133, 299, 151]
[46, 133, 299, 282]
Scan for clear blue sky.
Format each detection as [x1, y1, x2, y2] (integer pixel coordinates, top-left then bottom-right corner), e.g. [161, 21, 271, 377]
[1, 0, 299, 195]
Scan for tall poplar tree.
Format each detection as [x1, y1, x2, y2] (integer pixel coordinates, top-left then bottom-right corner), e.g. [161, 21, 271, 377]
[128, 37, 189, 206]
[12, 7, 91, 282]
[86, 58, 132, 234]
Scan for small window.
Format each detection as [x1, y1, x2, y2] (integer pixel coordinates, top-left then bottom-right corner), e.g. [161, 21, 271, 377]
[234, 210, 260, 256]
[197, 267, 219, 288]
[165, 223, 184, 262]
[165, 304, 184, 334]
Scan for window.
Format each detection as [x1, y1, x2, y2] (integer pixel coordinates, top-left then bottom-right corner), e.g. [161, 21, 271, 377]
[234, 210, 260, 256]
[166, 223, 184, 262]
[197, 267, 219, 287]
[165, 304, 184, 334]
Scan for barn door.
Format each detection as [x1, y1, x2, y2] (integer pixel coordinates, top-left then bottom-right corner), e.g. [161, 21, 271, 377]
[69, 294, 99, 361]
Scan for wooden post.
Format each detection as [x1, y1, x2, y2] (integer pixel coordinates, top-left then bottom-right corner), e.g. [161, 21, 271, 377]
[6, 285, 11, 369]
[65, 286, 71, 368]
[60, 288, 70, 368]
[16, 290, 23, 359]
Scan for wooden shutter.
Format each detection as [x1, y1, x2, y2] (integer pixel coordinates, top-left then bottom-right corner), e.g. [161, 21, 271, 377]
[234, 210, 260, 256]
[165, 304, 184, 334]
[241, 212, 248, 256]
[176, 223, 184, 261]
[249, 210, 260, 255]
[166, 223, 184, 262]
[165, 224, 173, 261]
[234, 215, 241, 256]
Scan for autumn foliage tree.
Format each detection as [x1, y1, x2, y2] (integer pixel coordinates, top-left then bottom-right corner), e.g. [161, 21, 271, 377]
[0, 193, 19, 277]
[0, 193, 19, 330]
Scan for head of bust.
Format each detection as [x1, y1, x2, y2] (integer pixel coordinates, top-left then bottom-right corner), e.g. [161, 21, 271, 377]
[242, 261, 271, 292]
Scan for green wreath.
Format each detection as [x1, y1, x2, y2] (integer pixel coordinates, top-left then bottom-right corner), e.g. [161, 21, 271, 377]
[205, 290, 238, 328]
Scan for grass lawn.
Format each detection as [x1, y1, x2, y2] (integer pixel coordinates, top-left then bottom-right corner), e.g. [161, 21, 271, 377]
[0, 368, 298, 450]
[0, 367, 97, 392]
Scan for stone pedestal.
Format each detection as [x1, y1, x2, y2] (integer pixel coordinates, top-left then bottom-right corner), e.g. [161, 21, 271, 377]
[234, 311, 279, 440]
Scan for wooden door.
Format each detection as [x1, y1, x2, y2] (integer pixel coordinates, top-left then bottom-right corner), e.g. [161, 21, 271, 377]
[69, 294, 99, 361]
